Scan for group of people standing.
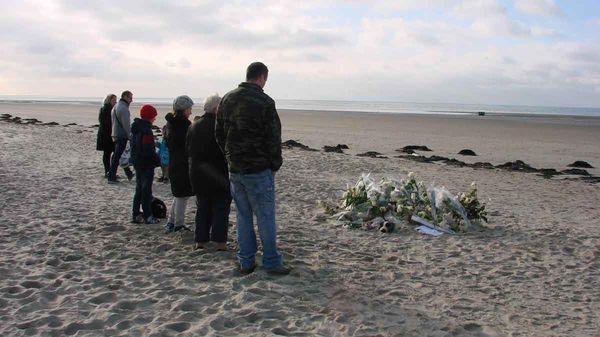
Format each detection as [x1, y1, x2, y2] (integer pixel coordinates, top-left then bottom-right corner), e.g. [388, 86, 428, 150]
[95, 62, 290, 275]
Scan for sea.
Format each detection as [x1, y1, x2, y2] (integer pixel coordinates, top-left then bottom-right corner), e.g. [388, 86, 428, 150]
[1, 96, 599, 126]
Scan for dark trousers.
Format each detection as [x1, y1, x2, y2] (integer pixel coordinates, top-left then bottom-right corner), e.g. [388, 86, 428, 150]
[194, 195, 231, 243]
[102, 150, 112, 175]
[132, 167, 154, 219]
[108, 139, 127, 180]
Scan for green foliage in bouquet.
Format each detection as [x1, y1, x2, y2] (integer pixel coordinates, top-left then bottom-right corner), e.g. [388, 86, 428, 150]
[342, 177, 368, 209]
[459, 183, 488, 223]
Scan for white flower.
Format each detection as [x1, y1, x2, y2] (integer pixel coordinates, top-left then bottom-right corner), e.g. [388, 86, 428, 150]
[471, 182, 477, 189]
[408, 172, 415, 180]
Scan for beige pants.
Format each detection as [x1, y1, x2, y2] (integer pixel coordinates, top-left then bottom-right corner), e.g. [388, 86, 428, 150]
[167, 196, 189, 227]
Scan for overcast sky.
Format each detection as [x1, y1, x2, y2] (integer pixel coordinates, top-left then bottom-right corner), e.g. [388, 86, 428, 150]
[1, 0, 599, 107]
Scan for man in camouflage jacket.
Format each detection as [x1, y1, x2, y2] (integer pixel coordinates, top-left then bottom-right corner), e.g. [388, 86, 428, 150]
[216, 62, 289, 276]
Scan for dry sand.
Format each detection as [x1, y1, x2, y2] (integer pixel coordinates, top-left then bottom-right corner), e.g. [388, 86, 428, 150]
[0, 109, 599, 336]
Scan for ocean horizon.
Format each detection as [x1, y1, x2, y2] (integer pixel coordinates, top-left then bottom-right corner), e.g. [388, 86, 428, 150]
[1, 96, 600, 122]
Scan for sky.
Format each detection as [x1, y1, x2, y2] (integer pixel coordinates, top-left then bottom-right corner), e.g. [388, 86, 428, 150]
[0, 0, 599, 107]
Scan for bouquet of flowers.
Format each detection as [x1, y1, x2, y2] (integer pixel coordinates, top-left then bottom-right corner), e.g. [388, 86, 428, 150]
[321, 172, 488, 233]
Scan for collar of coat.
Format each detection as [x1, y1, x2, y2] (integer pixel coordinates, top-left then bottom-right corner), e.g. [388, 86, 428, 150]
[239, 82, 264, 92]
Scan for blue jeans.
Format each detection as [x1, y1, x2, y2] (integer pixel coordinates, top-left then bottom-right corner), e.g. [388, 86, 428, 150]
[108, 139, 127, 180]
[230, 169, 282, 270]
[132, 167, 154, 219]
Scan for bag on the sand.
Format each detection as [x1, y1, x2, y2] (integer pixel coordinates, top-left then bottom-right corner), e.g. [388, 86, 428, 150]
[119, 143, 131, 168]
[151, 197, 167, 218]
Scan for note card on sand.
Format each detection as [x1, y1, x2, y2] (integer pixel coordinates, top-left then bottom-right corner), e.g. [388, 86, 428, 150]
[416, 225, 444, 236]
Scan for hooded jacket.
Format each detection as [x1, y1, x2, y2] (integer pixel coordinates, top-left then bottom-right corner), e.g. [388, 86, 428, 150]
[165, 112, 193, 197]
[130, 118, 160, 169]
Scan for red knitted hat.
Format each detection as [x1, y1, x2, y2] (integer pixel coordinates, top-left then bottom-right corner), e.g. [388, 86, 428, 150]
[140, 104, 158, 120]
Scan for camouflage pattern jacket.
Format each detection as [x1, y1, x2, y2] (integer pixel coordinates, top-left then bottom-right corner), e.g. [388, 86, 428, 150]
[216, 82, 282, 174]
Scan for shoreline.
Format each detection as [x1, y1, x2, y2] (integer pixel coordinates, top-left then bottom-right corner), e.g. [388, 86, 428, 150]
[1, 100, 599, 121]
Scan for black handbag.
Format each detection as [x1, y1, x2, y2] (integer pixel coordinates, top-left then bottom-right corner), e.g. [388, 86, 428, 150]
[151, 197, 167, 218]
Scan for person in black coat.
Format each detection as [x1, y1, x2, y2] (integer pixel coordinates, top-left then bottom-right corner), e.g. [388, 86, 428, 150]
[164, 95, 195, 233]
[96, 94, 117, 176]
[187, 94, 231, 250]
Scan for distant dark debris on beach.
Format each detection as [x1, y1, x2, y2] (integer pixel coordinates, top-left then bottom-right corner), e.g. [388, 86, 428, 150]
[562, 168, 590, 176]
[396, 154, 597, 183]
[0, 114, 46, 125]
[281, 140, 318, 151]
[567, 161, 594, 169]
[356, 151, 387, 159]
[396, 145, 433, 154]
[458, 149, 477, 156]
[323, 144, 348, 153]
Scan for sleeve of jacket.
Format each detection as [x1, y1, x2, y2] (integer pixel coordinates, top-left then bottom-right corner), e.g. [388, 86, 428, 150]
[215, 103, 226, 153]
[185, 124, 193, 160]
[123, 108, 132, 139]
[264, 101, 283, 172]
[142, 129, 160, 167]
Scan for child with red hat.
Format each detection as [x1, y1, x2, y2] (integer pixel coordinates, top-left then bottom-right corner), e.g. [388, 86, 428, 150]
[130, 104, 161, 224]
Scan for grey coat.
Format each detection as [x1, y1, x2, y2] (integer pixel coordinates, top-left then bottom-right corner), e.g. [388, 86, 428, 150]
[112, 99, 131, 140]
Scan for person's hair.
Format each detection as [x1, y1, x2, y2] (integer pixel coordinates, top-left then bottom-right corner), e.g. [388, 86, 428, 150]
[103, 94, 116, 106]
[203, 93, 221, 113]
[246, 62, 268, 81]
[121, 90, 132, 100]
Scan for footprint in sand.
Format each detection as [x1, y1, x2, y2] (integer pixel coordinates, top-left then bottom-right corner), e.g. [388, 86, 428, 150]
[63, 320, 104, 336]
[164, 322, 191, 332]
[115, 320, 132, 331]
[209, 316, 237, 331]
[173, 299, 202, 312]
[89, 292, 117, 305]
[20, 280, 44, 289]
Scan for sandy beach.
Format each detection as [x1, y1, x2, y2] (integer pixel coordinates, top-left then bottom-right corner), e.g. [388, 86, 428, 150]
[1, 107, 599, 336]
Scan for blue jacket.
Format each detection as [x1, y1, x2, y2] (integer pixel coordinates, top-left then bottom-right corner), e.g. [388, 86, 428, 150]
[158, 137, 169, 166]
[130, 118, 160, 169]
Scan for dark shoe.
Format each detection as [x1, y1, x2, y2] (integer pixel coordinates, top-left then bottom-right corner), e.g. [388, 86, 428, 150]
[131, 214, 144, 224]
[266, 265, 292, 276]
[194, 242, 206, 250]
[125, 169, 134, 181]
[107, 177, 120, 184]
[215, 242, 227, 251]
[163, 222, 175, 233]
[239, 264, 256, 275]
[173, 225, 191, 232]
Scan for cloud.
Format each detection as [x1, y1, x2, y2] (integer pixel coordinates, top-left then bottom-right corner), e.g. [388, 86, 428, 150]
[166, 58, 192, 69]
[514, 0, 564, 17]
[0, 0, 597, 106]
